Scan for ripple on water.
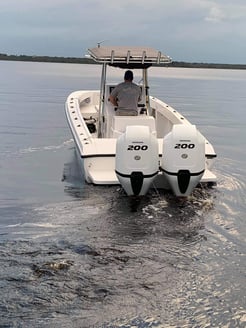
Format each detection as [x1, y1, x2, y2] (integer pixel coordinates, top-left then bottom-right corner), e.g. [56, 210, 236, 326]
[0, 179, 245, 327]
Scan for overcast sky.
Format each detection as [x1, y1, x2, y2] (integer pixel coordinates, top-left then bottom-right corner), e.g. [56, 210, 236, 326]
[1, 0, 246, 64]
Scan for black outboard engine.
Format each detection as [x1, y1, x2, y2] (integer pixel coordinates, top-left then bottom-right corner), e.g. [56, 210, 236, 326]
[115, 125, 159, 196]
[161, 124, 205, 197]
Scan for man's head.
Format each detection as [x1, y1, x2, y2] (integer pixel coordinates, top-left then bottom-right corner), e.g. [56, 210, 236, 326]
[124, 70, 133, 81]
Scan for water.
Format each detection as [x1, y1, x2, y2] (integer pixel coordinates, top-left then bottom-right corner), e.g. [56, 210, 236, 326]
[0, 61, 245, 327]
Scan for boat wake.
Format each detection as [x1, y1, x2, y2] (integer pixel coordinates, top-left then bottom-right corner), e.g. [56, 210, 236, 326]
[18, 139, 74, 155]
[1, 139, 74, 158]
[1, 157, 245, 327]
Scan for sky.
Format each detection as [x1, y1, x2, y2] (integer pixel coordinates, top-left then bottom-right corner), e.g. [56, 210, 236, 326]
[1, 0, 246, 64]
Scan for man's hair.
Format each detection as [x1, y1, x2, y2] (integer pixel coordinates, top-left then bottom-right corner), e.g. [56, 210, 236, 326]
[124, 70, 133, 81]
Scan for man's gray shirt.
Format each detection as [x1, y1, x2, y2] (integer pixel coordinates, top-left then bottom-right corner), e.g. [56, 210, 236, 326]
[111, 82, 141, 110]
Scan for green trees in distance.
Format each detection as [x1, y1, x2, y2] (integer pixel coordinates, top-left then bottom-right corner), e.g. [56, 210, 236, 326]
[0, 53, 245, 69]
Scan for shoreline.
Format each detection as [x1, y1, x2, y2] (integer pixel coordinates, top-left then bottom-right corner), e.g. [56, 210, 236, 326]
[0, 54, 246, 70]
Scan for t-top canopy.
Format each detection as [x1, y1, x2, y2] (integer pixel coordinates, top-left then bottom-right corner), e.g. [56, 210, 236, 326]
[87, 46, 172, 68]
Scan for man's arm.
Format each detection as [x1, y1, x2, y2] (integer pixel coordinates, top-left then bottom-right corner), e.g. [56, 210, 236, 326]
[109, 95, 118, 107]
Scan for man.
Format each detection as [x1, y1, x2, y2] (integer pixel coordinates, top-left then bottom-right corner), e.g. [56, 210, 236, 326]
[109, 70, 141, 116]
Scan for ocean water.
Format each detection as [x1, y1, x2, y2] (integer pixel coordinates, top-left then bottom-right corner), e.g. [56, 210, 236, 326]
[0, 61, 245, 327]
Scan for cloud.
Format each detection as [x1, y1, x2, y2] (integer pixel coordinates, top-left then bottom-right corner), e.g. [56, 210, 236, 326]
[1, 0, 246, 63]
[205, 5, 225, 22]
[203, 1, 246, 22]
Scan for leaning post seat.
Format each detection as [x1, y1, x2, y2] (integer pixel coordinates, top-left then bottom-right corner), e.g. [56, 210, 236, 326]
[111, 116, 156, 138]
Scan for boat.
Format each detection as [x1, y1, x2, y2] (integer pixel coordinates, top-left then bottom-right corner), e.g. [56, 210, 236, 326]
[65, 46, 217, 197]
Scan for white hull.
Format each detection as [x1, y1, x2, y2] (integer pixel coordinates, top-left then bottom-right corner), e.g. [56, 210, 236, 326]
[65, 89, 216, 196]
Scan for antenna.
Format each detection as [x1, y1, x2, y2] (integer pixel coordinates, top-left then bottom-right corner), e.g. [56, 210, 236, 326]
[97, 40, 108, 48]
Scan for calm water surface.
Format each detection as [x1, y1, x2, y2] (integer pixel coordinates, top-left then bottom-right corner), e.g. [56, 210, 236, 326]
[0, 61, 245, 327]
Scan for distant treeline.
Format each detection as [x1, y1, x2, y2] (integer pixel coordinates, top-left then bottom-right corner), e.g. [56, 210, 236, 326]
[0, 53, 92, 64]
[1, 53, 246, 70]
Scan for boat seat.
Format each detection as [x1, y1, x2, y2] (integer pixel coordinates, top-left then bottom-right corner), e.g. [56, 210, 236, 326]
[111, 115, 156, 138]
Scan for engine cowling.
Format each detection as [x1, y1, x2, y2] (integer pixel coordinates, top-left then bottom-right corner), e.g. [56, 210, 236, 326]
[115, 125, 159, 196]
[161, 124, 205, 197]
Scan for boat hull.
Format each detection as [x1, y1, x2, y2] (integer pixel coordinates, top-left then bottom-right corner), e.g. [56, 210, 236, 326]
[65, 90, 216, 196]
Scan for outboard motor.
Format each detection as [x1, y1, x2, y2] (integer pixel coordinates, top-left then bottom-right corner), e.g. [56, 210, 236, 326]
[115, 125, 159, 196]
[161, 124, 205, 197]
